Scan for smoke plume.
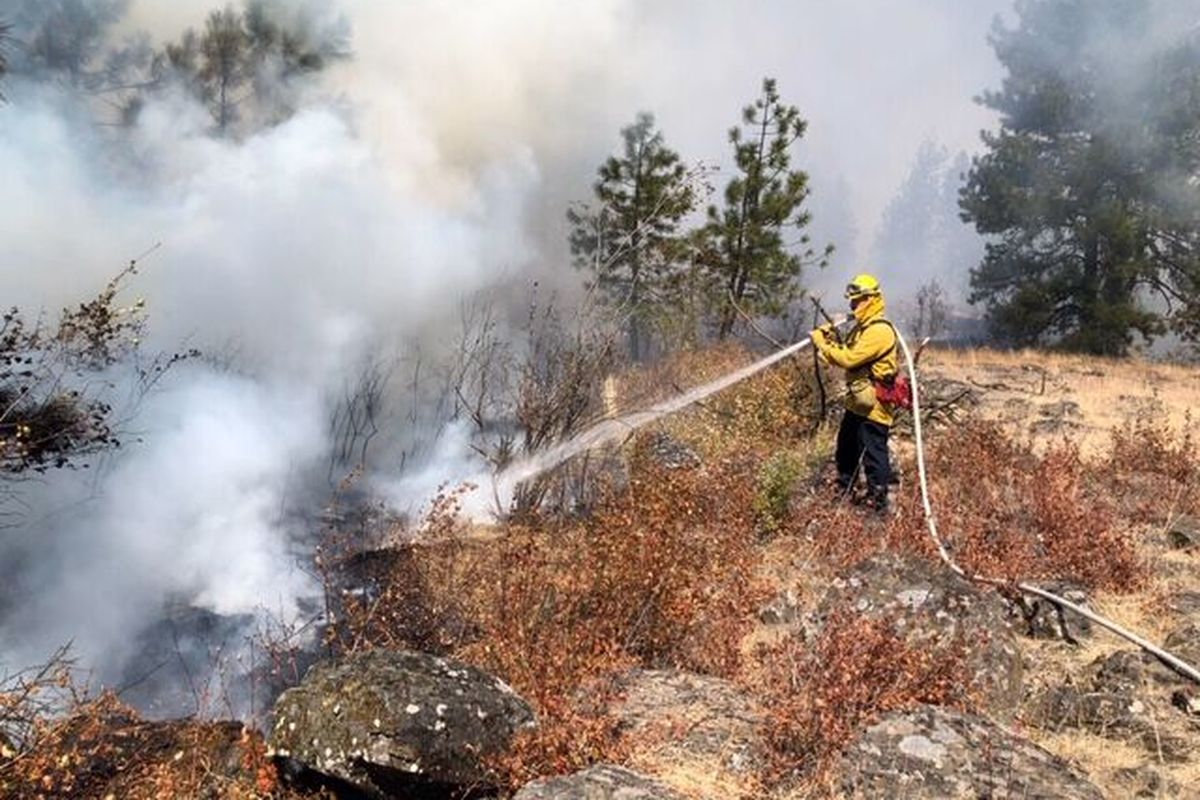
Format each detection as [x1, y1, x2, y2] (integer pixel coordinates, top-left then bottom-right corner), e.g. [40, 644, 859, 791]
[0, 0, 1017, 713]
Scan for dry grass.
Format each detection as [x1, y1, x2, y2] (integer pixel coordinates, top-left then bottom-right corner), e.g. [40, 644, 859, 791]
[923, 347, 1196, 455]
[627, 750, 764, 800]
[1029, 729, 1200, 799]
[9, 343, 1200, 798]
[919, 349, 1200, 799]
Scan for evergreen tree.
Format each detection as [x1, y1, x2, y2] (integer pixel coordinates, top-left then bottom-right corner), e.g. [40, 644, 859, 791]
[199, 6, 250, 136]
[568, 112, 697, 361]
[961, 0, 1200, 355]
[1, 0, 134, 91]
[152, 1, 347, 136]
[708, 78, 830, 339]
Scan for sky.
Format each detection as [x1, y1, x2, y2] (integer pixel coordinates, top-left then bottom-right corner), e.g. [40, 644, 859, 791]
[122, 0, 1011, 275]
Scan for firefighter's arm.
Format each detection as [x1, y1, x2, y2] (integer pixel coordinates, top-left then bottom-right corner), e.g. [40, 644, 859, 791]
[815, 324, 894, 370]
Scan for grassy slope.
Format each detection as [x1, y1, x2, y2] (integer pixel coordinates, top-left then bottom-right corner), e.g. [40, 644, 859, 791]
[3, 344, 1197, 799]
[921, 349, 1200, 798]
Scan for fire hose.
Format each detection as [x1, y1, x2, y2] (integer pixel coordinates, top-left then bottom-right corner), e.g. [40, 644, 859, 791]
[485, 318, 1200, 683]
[894, 327, 1200, 685]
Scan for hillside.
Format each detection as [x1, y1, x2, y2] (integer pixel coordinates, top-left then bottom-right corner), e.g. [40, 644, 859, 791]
[2, 344, 1198, 799]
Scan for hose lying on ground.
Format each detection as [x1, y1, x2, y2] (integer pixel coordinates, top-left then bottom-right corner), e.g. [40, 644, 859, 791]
[895, 329, 1200, 685]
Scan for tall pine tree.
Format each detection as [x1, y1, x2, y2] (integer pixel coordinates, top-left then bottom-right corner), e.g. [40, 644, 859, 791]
[708, 78, 829, 339]
[961, 0, 1200, 355]
[568, 112, 696, 361]
[150, 1, 347, 136]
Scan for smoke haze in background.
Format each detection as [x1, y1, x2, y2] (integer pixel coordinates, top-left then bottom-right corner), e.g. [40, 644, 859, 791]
[0, 0, 1014, 710]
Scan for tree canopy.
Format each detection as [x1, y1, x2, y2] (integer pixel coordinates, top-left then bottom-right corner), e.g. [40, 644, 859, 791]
[1, 0, 347, 135]
[707, 78, 830, 339]
[568, 113, 698, 361]
[961, 0, 1200, 355]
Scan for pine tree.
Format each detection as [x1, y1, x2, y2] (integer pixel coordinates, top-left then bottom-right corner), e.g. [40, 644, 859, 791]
[199, 7, 250, 135]
[708, 78, 830, 339]
[151, 2, 347, 136]
[568, 112, 697, 361]
[961, 0, 1200, 355]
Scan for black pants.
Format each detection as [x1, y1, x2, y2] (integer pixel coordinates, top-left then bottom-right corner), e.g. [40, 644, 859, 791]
[835, 411, 891, 508]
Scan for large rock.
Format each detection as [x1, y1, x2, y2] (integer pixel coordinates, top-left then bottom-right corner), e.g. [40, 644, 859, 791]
[513, 765, 685, 800]
[609, 669, 764, 775]
[269, 649, 535, 797]
[812, 554, 1024, 716]
[837, 705, 1103, 799]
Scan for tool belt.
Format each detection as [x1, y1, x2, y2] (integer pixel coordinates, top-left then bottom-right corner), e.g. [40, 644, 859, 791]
[846, 376, 878, 416]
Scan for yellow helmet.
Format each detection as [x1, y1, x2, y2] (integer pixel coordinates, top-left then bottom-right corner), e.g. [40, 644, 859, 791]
[844, 273, 881, 301]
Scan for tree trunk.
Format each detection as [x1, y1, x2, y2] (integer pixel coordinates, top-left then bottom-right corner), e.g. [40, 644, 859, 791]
[718, 98, 771, 340]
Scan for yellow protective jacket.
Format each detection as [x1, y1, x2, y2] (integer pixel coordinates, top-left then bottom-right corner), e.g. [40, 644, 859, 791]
[811, 296, 899, 426]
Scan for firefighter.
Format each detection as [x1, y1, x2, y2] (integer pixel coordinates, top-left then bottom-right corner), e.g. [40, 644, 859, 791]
[810, 273, 899, 513]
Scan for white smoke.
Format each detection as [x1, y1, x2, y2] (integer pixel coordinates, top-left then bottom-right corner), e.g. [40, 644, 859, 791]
[0, 3, 574, 698]
[0, 0, 1020, 710]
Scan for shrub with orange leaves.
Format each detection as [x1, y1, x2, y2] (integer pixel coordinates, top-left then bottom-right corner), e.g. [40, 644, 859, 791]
[316, 435, 771, 790]
[0, 691, 298, 800]
[754, 612, 976, 788]
[1102, 414, 1200, 521]
[465, 449, 770, 787]
[805, 422, 1145, 592]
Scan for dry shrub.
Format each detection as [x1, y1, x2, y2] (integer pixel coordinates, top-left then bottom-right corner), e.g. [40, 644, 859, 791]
[754, 612, 975, 788]
[1102, 414, 1200, 519]
[316, 486, 484, 658]
[318, 441, 770, 789]
[670, 366, 816, 458]
[863, 423, 1144, 591]
[801, 491, 933, 571]
[466, 452, 768, 787]
[0, 692, 293, 800]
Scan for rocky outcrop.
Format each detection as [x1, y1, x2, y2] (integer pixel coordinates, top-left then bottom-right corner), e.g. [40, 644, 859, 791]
[1030, 647, 1198, 763]
[1164, 621, 1200, 666]
[757, 587, 801, 626]
[1166, 590, 1200, 618]
[513, 765, 685, 799]
[812, 554, 1024, 716]
[609, 669, 764, 775]
[269, 649, 535, 797]
[1109, 765, 1182, 799]
[837, 705, 1103, 799]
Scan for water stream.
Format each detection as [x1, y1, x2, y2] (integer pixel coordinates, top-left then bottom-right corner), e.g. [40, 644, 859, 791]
[461, 334, 818, 517]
